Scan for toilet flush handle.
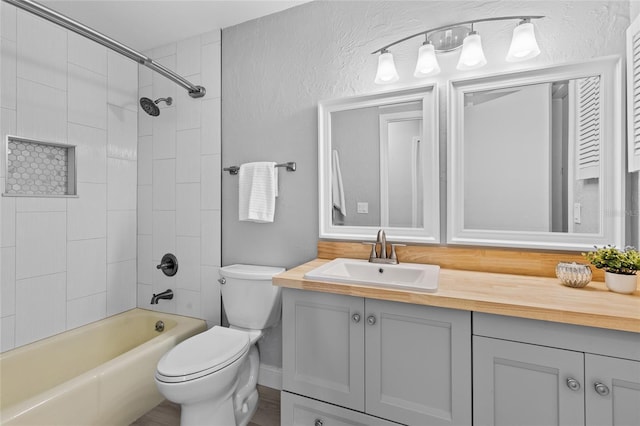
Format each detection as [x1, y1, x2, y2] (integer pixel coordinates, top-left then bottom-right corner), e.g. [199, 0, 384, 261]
[218, 278, 226, 285]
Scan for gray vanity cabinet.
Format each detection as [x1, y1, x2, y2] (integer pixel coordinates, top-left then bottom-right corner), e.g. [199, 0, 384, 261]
[282, 288, 472, 426]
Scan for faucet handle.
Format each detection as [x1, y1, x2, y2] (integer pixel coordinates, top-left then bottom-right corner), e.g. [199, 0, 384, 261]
[390, 244, 406, 262]
[362, 242, 377, 260]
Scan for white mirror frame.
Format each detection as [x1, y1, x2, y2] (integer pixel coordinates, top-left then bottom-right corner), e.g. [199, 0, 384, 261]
[447, 56, 624, 251]
[319, 85, 440, 243]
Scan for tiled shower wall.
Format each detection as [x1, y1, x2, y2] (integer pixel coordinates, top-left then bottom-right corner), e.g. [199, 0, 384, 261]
[136, 32, 222, 326]
[1, 5, 138, 351]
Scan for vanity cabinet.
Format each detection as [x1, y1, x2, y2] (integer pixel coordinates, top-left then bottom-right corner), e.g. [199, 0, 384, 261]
[473, 313, 640, 426]
[281, 288, 472, 426]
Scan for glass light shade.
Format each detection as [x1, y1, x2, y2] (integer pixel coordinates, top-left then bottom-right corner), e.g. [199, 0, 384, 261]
[506, 22, 541, 62]
[456, 32, 487, 70]
[413, 43, 441, 77]
[374, 51, 399, 84]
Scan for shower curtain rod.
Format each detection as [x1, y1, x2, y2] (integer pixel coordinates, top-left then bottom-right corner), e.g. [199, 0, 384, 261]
[3, 0, 206, 98]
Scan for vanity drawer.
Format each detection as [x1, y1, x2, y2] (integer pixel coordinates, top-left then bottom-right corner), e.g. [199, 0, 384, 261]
[281, 391, 402, 426]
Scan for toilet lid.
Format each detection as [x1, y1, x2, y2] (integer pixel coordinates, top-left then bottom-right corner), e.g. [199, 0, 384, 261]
[156, 326, 250, 383]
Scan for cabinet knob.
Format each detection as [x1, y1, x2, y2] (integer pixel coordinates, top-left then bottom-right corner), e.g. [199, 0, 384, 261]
[367, 315, 376, 325]
[352, 313, 361, 323]
[314, 419, 323, 426]
[566, 378, 581, 391]
[594, 382, 610, 396]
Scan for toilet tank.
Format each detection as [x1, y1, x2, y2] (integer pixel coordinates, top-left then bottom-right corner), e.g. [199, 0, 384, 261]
[219, 264, 285, 330]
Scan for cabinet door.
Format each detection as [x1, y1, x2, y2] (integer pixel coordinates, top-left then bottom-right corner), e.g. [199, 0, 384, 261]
[473, 336, 584, 426]
[282, 289, 365, 411]
[365, 299, 471, 425]
[281, 391, 401, 426]
[586, 354, 640, 426]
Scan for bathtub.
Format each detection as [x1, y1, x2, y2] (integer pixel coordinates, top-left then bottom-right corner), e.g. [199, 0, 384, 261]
[0, 308, 207, 426]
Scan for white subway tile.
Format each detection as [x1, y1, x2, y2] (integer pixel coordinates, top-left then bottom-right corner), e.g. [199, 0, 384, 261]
[67, 292, 106, 330]
[176, 76, 202, 131]
[200, 210, 220, 267]
[1, 2, 17, 41]
[153, 159, 175, 211]
[176, 236, 200, 291]
[67, 183, 107, 240]
[137, 136, 153, 185]
[176, 288, 201, 319]
[137, 283, 152, 309]
[201, 154, 221, 211]
[68, 63, 107, 129]
[201, 266, 221, 326]
[176, 183, 200, 237]
[107, 158, 137, 210]
[137, 235, 152, 285]
[1, 193, 16, 247]
[137, 185, 152, 235]
[107, 51, 138, 112]
[201, 98, 221, 155]
[1, 247, 16, 317]
[1, 108, 17, 176]
[15, 272, 66, 346]
[107, 106, 137, 160]
[107, 210, 136, 263]
[152, 106, 176, 159]
[139, 64, 152, 88]
[16, 197, 67, 212]
[68, 32, 107, 75]
[177, 36, 202, 77]
[201, 42, 221, 99]
[153, 44, 176, 59]
[17, 79, 67, 143]
[1, 39, 17, 110]
[176, 129, 201, 183]
[106, 259, 136, 316]
[17, 11, 67, 90]
[15, 211, 66, 280]
[69, 123, 107, 184]
[152, 210, 176, 261]
[152, 54, 177, 102]
[67, 238, 107, 300]
[0, 315, 15, 351]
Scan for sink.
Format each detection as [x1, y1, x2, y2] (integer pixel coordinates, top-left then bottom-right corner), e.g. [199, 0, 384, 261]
[304, 258, 439, 292]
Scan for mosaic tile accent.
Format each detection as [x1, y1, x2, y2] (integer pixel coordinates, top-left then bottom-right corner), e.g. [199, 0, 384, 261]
[5, 138, 74, 196]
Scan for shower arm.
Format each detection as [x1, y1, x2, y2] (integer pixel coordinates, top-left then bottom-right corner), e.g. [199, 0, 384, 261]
[3, 0, 206, 98]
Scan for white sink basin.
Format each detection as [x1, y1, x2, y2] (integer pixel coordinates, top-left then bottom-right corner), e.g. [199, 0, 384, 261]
[304, 258, 439, 292]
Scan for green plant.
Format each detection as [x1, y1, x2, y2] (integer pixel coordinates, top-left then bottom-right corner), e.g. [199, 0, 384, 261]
[583, 245, 640, 275]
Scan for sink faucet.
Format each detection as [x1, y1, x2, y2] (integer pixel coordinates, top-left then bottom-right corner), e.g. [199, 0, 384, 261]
[365, 229, 405, 265]
[150, 289, 173, 305]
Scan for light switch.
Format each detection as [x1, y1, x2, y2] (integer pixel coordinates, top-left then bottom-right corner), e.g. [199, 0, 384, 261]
[573, 203, 581, 224]
[357, 202, 368, 214]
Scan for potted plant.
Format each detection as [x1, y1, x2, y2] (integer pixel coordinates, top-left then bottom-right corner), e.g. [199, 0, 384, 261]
[583, 245, 640, 294]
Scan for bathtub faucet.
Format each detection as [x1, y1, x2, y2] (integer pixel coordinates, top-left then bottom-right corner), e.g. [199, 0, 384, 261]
[151, 289, 173, 304]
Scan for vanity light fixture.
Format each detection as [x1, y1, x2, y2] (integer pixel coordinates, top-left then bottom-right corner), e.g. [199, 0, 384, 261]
[373, 15, 544, 84]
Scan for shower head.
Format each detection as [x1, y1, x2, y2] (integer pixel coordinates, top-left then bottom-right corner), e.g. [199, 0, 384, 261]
[139, 97, 172, 116]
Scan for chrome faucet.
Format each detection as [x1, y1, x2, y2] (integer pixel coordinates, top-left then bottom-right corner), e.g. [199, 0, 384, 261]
[364, 229, 405, 264]
[150, 289, 173, 304]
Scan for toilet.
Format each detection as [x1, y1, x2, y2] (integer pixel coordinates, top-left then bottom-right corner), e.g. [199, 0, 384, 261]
[155, 264, 285, 426]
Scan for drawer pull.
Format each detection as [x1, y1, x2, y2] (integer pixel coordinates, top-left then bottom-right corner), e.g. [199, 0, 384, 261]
[594, 382, 610, 396]
[314, 419, 323, 426]
[566, 378, 581, 391]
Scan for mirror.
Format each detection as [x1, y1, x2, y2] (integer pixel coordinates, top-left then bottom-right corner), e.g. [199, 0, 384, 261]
[319, 85, 440, 243]
[448, 56, 624, 250]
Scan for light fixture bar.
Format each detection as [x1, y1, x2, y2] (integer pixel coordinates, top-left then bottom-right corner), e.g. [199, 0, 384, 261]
[371, 15, 544, 55]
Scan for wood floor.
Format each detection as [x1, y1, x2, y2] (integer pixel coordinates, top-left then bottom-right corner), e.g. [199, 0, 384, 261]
[131, 385, 280, 426]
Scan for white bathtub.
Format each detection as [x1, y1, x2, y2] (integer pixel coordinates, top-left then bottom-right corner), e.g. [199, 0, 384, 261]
[0, 308, 207, 426]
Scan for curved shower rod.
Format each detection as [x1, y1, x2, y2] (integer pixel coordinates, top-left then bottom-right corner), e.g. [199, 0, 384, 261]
[3, 0, 206, 98]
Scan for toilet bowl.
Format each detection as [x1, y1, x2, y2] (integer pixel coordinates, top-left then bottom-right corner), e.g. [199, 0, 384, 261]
[155, 264, 284, 426]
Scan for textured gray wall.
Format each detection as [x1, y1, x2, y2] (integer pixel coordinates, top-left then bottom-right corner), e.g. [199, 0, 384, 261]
[222, 1, 630, 369]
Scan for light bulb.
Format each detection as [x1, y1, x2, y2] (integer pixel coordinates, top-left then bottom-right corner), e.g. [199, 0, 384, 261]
[456, 31, 487, 70]
[374, 50, 399, 84]
[506, 21, 540, 62]
[413, 42, 441, 77]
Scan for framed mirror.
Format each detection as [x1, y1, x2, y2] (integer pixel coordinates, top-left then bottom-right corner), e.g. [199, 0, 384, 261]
[448, 56, 624, 250]
[318, 85, 440, 243]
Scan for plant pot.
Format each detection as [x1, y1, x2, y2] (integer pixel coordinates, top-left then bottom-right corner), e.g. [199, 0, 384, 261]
[604, 271, 638, 294]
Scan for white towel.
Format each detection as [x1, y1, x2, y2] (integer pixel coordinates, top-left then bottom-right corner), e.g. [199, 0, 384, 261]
[239, 162, 278, 223]
[332, 150, 346, 216]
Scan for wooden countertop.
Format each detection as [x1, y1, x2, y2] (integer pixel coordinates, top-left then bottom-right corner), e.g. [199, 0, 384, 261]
[274, 259, 640, 334]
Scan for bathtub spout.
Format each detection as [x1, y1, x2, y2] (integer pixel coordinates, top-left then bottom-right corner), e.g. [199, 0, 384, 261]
[150, 289, 173, 304]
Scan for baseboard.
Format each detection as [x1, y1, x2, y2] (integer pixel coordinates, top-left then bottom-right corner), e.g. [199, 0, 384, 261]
[258, 364, 282, 390]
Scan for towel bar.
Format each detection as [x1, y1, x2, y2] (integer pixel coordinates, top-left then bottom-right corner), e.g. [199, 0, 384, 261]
[223, 162, 296, 175]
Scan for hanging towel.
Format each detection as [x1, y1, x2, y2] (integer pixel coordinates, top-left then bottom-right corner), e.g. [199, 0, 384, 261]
[332, 150, 346, 217]
[239, 162, 278, 223]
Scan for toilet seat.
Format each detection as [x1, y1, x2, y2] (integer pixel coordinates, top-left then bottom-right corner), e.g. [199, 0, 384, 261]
[156, 326, 250, 383]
